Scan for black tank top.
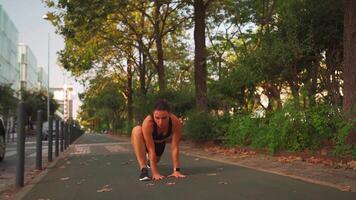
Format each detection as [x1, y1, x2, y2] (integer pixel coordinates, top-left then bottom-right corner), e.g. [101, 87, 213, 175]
[151, 115, 173, 141]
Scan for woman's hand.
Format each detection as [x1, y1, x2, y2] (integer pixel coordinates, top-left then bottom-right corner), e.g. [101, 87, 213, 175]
[168, 171, 186, 179]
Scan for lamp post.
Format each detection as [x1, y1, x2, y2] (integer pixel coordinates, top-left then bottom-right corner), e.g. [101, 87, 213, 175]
[42, 14, 50, 121]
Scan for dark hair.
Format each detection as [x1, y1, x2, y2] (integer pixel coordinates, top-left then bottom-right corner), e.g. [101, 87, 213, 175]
[153, 99, 170, 112]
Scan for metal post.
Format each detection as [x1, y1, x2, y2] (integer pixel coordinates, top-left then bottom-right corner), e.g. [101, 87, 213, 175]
[16, 101, 25, 187]
[55, 119, 59, 157]
[67, 122, 71, 145]
[64, 122, 67, 149]
[36, 110, 42, 170]
[60, 121, 64, 152]
[48, 116, 53, 162]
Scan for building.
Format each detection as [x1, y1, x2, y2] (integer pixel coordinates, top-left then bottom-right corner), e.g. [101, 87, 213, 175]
[37, 66, 48, 90]
[18, 43, 38, 90]
[51, 85, 73, 121]
[0, 5, 19, 90]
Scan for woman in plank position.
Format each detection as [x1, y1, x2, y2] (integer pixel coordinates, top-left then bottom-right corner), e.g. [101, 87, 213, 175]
[131, 99, 186, 181]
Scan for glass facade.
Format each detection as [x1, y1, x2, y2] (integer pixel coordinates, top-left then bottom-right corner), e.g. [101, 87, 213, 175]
[37, 66, 48, 90]
[0, 5, 19, 90]
[18, 43, 38, 90]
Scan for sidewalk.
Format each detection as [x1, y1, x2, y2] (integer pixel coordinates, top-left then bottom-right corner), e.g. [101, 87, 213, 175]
[12, 134, 356, 200]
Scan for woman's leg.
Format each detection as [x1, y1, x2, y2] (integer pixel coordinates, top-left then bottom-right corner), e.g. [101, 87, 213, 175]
[131, 126, 147, 169]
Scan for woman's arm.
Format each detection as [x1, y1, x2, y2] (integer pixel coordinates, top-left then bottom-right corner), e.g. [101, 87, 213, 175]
[169, 115, 186, 178]
[142, 116, 164, 180]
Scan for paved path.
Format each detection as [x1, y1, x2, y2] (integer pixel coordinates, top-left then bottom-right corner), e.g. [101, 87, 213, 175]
[0, 137, 54, 193]
[18, 133, 356, 200]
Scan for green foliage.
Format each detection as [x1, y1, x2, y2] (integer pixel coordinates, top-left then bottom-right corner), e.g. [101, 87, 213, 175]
[22, 89, 59, 122]
[224, 103, 350, 154]
[184, 111, 218, 141]
[0, 84, 18, 117]
[78, 75, 127, 132]
[333, 118, 356, 157]
[133, 90, 195, 123]
[225, 114, 267, 147]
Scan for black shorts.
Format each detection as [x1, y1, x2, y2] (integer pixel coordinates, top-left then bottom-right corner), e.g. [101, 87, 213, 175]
[154, 142, 166, 156]
[146, 142, 166, 157]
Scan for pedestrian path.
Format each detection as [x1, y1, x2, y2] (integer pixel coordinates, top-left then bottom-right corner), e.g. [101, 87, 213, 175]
[17, 134, 356, 200]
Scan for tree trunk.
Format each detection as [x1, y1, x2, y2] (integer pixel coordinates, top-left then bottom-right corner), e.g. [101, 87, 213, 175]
[154, 0, 166, 92]
[194, 0, 208, 111]
[325, 47, 343, 107]
[127, 57, 133, 124]
[307, 62, 318, 107]
[343, 0, 356, 144]
[138, 39, 147, 95]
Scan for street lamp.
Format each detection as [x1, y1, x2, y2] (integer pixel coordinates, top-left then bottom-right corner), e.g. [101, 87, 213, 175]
[42, 14, 50, 121]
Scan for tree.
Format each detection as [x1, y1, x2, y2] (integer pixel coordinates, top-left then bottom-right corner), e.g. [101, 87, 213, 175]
[193, 0, 213, 112]
[343, 0, 356, 143]
[78, 74, 126, 131]
[0, 84, 18, 118]
[22, 89, 59, 122]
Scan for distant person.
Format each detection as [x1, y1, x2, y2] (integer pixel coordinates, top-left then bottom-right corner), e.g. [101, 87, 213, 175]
[131, 99, 186, 181]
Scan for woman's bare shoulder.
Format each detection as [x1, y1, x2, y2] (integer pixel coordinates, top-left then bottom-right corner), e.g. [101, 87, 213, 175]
[142, 115, 154, 126]
[170, 114, 182, 127]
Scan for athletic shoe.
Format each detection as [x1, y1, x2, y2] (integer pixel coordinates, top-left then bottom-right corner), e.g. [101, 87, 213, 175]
[139, 167, 151, 181]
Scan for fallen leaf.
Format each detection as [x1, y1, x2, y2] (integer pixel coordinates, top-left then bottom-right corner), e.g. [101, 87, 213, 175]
[146, 183, 155, 187]
[97, 185, 112, 192]
[59, 165, 66, 169]
[77, 179, 86, 185]
[217, 168, 224, 171]
[97, 188, 112, 193]
[194, 158, 200, 161]
[166, 182, 176, 186]
[121, 161, 131, 165]
[340, 185, 352, 192]
[106, 162, 111, 165]
[218, 181, 228, 185]
[347, 160, 356, 170]
[60, 177, 70, 181]
[306, 156, 322, 164]
[207, 173, 218, 176]
[66, 161, 71, 165]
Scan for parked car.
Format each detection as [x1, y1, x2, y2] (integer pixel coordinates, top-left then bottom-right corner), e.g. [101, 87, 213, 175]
[0, 116, 6, 162]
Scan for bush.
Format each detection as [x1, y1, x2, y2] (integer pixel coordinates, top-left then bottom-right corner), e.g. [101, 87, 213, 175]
[265, 104, 308, 153]
[184, 111, 218, 140]
[333, 117, 356, 157]
[223, 102, 350, 154]
[225, 114, 261, 147]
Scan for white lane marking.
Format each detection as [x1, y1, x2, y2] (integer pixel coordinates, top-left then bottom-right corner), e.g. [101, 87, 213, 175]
[74, 142, 130, 147]
[27, 152, 48, 158]
[104, 145, 128, 152]
[70, 146, 91, 155]
[5, 151, 17, 157]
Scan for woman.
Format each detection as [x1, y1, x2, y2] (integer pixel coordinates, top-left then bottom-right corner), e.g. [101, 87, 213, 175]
[131, 99, 186, 181]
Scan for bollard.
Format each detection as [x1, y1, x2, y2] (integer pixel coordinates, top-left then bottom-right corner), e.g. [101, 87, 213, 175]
[67, 123, 71, 145]
[16, 101, 25, 187]
[60, 121, 64, 152]
[48, 116, 53, 162]
[36, 110, 43, 170]
[64, 122, 67, 149]
[55, 119, 59, 157]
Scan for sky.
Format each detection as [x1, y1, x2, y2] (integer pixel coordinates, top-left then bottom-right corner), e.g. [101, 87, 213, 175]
[0, 0, 83, 119]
